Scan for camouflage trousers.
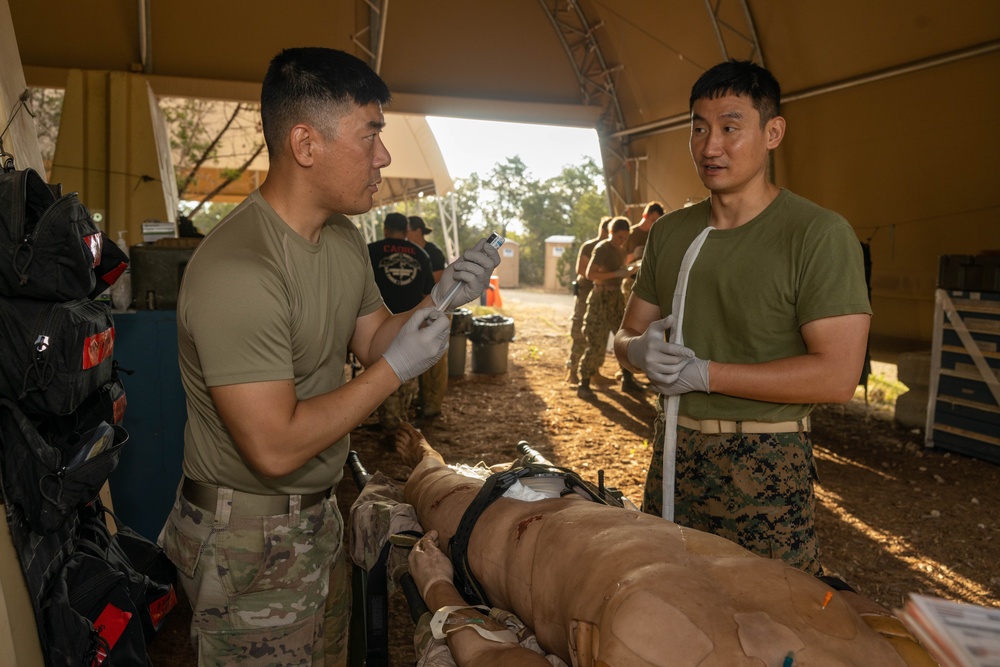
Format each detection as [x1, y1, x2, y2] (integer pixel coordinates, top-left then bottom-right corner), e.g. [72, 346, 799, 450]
[642, 406, 823, 574]
[578, 287, 624, 380]
[566, 284, 593, 371]
[418, 353, 448, 416]
[159, 486, 350, 665]
[377, 377, 418, 432]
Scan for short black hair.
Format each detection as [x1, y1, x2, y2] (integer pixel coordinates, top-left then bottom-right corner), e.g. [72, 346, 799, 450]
[644, 201, 664, 217]
[689, 60, 781, 127]
[383, 212, 408, 232]
[610, 216, 631, 234]
[261, 47, 391, 156]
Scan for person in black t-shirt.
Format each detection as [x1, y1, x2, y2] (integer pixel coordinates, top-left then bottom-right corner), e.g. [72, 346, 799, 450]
[369, 212, 434, 314]
[368, 212, 434, 439]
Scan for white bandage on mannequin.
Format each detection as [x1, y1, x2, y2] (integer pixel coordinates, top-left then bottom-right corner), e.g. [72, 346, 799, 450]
[430, 605, 519, 643]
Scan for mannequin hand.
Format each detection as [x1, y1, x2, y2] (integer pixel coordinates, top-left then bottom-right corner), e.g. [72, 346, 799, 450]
[409, 530, 454, 600]
[383, 308, 450, 383]
[431, 238, 501, 309]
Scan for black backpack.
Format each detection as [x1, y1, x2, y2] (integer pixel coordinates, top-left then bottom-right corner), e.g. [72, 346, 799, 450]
[0, 168, 103, 302]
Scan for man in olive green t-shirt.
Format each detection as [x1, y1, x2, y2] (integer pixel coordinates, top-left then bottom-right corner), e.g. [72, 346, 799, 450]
[614, 60, 871, 575]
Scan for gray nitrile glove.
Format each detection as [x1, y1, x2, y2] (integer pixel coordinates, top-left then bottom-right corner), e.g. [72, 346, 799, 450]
[431, 238, 501, 309]
[383, 308, 450, 383]
[658, 356, 710, 396]
[627, 315, 709, 395]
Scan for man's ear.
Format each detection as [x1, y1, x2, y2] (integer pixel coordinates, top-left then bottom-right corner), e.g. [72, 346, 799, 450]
[765, 116, 786, 150]
[289, 124, 316, 167]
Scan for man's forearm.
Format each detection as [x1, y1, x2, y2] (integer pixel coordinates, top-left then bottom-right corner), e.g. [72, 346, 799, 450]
[613, 328, 642, 374]
[361, 295, 436, 365]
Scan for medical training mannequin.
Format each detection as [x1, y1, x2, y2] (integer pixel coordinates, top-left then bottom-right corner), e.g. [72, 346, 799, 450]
[396, 423, 934, 667]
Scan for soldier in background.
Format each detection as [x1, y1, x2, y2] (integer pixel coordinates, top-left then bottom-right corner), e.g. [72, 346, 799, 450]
[619, 202, 663, 393]
[370, 212, 435, 440]
[577, 217, 635, 399]
[565, 216, 611, 386]
[408, 215, 449, 418]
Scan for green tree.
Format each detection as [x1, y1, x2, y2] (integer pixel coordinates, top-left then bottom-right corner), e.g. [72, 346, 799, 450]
[28, 88, 65, 169]
[160, 98, 265, 217]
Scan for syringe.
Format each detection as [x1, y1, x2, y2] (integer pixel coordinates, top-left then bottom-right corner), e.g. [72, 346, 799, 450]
[435, 232, 505, 312]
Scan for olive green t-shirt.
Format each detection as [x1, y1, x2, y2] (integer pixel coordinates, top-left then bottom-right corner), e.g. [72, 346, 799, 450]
[177, 190, 384, 494]
[576, 237, 600, 289]
[590, 238, 626, 286]
[633, 189, 872, 422]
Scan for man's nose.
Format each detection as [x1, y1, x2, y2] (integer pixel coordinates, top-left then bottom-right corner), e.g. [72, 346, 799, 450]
[375, 136, 391, 169]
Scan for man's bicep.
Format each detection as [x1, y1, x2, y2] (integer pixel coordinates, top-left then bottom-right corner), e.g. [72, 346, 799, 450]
[801, 313, 870, 371]
[209, 380, 297, 464]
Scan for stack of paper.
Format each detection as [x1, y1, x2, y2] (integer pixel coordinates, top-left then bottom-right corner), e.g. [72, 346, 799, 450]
[898, 593, 1000, 667]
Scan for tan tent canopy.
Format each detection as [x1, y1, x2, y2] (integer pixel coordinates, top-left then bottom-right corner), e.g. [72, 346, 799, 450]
[3, 0, 999, 348]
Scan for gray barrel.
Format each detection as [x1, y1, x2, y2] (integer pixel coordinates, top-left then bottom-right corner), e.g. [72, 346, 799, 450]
[469, 315, 515, 374]
[448, 308, 473, 376]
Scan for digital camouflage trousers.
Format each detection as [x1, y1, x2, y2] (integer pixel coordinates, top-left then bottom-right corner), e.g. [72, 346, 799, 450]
[643, 406, 823, 575]
[578, 288, 624, 380]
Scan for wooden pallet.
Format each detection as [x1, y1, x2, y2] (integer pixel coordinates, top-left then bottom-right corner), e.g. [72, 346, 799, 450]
[925, 289, 1000, 464]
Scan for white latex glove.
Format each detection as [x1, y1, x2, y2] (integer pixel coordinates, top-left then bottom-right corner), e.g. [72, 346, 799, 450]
[431, 238, 501, 310]
[383, 308, 450, 383]
[612, 266, 630, 278]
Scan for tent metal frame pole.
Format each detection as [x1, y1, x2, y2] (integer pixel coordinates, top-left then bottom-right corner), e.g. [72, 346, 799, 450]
[611, 39, 1000, 141]
[536, 0, 629, 214]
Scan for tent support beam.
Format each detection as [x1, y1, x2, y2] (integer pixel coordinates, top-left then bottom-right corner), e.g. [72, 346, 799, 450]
[611, 39, 1000, 140]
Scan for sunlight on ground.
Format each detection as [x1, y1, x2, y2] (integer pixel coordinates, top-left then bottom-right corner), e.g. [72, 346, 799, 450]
[816, 486, 993, 606]
[813, 445, 901, 482]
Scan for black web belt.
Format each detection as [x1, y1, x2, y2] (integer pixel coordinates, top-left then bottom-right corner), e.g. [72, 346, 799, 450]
[448, 462, 621, 608]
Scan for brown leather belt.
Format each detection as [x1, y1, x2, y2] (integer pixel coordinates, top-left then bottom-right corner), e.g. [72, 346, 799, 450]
[593, 283, 622, 291]
[182, 477, 330, 516]
[677, 415, 811, 434]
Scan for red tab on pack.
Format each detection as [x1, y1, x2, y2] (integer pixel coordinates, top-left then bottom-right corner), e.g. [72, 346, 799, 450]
[112, 392, 127, 425]
[93, 602, 132, 665]
[82, 327, 115, 370]
[85, 232, 103, 268]
[148, 586, 178, 630]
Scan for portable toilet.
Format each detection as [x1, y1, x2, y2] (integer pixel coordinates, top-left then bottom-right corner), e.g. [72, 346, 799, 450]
[493, 239, 519, 288]
[543, 235, 576, 291]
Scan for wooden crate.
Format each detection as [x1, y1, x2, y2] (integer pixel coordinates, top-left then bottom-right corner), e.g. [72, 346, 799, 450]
[925, 289, 1000, 464]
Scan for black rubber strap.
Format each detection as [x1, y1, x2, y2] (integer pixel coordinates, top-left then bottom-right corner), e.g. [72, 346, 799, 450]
[448, 463, 618, 607]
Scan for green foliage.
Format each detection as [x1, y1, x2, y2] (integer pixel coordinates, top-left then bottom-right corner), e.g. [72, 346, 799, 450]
[179, 201, 237, 234]
[28, 88, 65, 166]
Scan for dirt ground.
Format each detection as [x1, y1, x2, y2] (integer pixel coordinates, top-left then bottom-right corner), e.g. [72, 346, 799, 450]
[149, 288, 1000, 665]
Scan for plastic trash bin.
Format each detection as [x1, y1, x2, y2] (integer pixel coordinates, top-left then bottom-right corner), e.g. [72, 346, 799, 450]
[469, 314, 515, 374]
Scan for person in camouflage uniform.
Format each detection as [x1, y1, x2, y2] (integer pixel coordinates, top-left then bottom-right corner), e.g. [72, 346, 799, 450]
[619, 202, 663, 393]
[160, 47, 498, 665]
[577, 217, 635, 398]
[614, 60, 871, 575]
[565, 216, 610, 386]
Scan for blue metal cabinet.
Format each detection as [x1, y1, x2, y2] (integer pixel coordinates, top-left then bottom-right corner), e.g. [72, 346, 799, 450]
[109, 310, 186, 541]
